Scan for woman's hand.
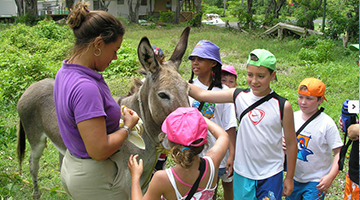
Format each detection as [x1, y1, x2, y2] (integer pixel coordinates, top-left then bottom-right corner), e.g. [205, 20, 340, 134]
[122, 107, 139, 129]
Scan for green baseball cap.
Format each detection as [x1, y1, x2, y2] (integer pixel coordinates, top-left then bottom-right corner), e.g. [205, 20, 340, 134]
[247, 49, 276, 71]
[349, 44, 359, 51]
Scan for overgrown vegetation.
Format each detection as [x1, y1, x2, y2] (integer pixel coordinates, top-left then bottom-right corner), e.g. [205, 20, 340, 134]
[0, 21, 358, 199]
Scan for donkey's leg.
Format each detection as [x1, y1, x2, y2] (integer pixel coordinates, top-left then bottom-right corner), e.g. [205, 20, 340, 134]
[28, 133, 47, 200]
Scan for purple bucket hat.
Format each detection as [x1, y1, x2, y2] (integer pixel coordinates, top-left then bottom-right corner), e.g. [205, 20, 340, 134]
[188, 40, 222, 65]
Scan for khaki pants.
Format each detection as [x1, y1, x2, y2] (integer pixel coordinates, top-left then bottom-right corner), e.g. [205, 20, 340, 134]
[61, 150, 130, 200]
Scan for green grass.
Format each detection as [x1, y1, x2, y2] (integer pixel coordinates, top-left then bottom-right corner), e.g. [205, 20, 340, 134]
[1, 24, 358, 199]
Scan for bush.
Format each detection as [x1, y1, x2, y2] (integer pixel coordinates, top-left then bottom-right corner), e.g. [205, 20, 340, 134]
[102, 40, 141, 78]
[187, 12, 203, 27]
[0, 21, 73, 107]
[159, 11, 174, 23]
[203, 5, 223, 16]
[298, 39, 335, 63]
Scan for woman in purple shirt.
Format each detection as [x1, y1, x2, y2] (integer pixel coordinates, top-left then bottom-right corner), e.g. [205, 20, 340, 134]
[53, 2, 139, 199]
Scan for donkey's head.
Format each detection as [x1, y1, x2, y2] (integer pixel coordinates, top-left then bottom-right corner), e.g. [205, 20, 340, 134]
[137, 27, 190, 126]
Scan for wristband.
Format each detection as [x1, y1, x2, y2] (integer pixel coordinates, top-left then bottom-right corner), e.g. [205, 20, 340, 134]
[120, 125, 130, 136]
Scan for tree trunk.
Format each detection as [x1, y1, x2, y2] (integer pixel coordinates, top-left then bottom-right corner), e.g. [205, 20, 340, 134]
[128, 0, 134, 22]
[223, 0, 227, 16]
[14, 0, 24, 16]
[174, 0, 183, 24]
[134, 0, 141, 22]
[274, 0, 286, 18]
[265, 0, 274, 19]
[99, 0, 112, 11]
[128, 0, 141, 23]
[194, 0, 202, 27]
[24, 0, 38, 17]
[247, 0, 253, 29]
[65, 0, 75, 10]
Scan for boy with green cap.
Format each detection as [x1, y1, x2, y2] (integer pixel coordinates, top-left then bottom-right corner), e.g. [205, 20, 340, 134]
[189, 49, 298, 199]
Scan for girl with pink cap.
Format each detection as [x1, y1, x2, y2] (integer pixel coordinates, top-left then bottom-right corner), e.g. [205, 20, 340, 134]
[128, 107, 229, 200]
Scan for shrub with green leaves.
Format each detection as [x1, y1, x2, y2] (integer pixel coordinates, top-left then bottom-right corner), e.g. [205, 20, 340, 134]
[102, 40, 141, 78]
[159, 11, 174, 23]
[298, 39, 335, 63]
[0, 22, 72, 108]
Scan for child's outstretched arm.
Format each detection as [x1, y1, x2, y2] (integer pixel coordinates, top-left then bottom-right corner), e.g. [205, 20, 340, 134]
[316, 147, 341, 191]
[128, 154, 144, 200]
[188, 83, 235, 104]
[204, 118, 230, 168]
[282, 101, 297, 197]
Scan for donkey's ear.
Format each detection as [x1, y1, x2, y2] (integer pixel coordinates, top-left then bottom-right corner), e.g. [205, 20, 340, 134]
[168, 26, 190, 71]
[138, 37, 160, 74]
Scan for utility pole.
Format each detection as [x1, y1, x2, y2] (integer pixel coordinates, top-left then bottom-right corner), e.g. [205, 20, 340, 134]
[322, 0, 326, 32]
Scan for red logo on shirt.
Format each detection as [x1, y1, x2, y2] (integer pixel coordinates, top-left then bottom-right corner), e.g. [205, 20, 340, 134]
[248, 108, 265, 125]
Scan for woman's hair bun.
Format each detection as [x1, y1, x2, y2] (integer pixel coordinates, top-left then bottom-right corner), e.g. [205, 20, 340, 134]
[66, 1, 90, 29]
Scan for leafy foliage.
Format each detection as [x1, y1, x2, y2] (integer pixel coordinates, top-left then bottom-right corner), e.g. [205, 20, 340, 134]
[202, 5, 223, 16]
[298, 39, 335, 63]
[102, 41, 141, 78]
[0, 22, 71, 109]
[159, 11, 175, 23]
[325, 0, 359, 42]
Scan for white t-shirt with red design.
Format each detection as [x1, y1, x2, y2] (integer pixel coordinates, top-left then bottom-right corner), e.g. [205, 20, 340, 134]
[233, 89, 285, 180]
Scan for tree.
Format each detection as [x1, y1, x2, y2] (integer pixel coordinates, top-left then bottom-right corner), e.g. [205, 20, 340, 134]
[14, 0, 38, 17]
[174, 0, 185, 24]
[223, 0, 227, 16]
[247, 0, 253, 29]
[326, 0, 359, 46]
[295, 0, 323, 30]
[65, 0, 75, 10]
[193, 0, 203, 27]
[99, 0, 112, 11]
[127, 0, 141, 23]
[265, 0, 287, 19]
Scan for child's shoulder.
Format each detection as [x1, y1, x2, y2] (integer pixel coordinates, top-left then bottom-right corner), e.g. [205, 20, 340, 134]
[233, 88, 250, 96]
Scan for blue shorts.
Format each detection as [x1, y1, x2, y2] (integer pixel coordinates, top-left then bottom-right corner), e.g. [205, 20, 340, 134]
[286, 180, 325, 200]
[233, 171, 283, 200]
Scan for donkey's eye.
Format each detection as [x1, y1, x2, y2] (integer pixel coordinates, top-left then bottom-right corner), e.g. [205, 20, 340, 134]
[158, 92, 170, 100]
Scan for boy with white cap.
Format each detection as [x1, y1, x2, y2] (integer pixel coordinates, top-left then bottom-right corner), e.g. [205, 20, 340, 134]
[189, 49, 298, 199]
[286, 77, 343, 200]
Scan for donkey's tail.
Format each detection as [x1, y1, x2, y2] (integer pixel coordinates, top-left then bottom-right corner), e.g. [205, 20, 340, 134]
[17, 120, 26, 174]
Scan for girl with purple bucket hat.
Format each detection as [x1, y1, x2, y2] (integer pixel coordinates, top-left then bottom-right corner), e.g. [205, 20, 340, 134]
[128, 107, 229, 200]
[188, 40, 237, 200]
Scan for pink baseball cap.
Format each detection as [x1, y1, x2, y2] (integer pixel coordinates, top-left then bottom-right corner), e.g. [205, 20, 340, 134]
[222, 64, 237, 78]
[161, 107, 208, 147]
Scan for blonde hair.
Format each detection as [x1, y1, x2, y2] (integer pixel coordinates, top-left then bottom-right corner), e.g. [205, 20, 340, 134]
[168, 140, 205, 169]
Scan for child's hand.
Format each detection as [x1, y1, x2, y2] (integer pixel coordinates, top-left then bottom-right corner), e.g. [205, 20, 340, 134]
[282, 176, 294, 196]
[348, 124, 359, 141]
[128, 154, 143, 179]
[316, 175, 333, 192]
[122, 106, 139, 129]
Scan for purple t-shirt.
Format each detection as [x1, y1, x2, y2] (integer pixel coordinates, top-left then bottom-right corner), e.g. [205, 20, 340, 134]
[54, 59, 121, 158]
